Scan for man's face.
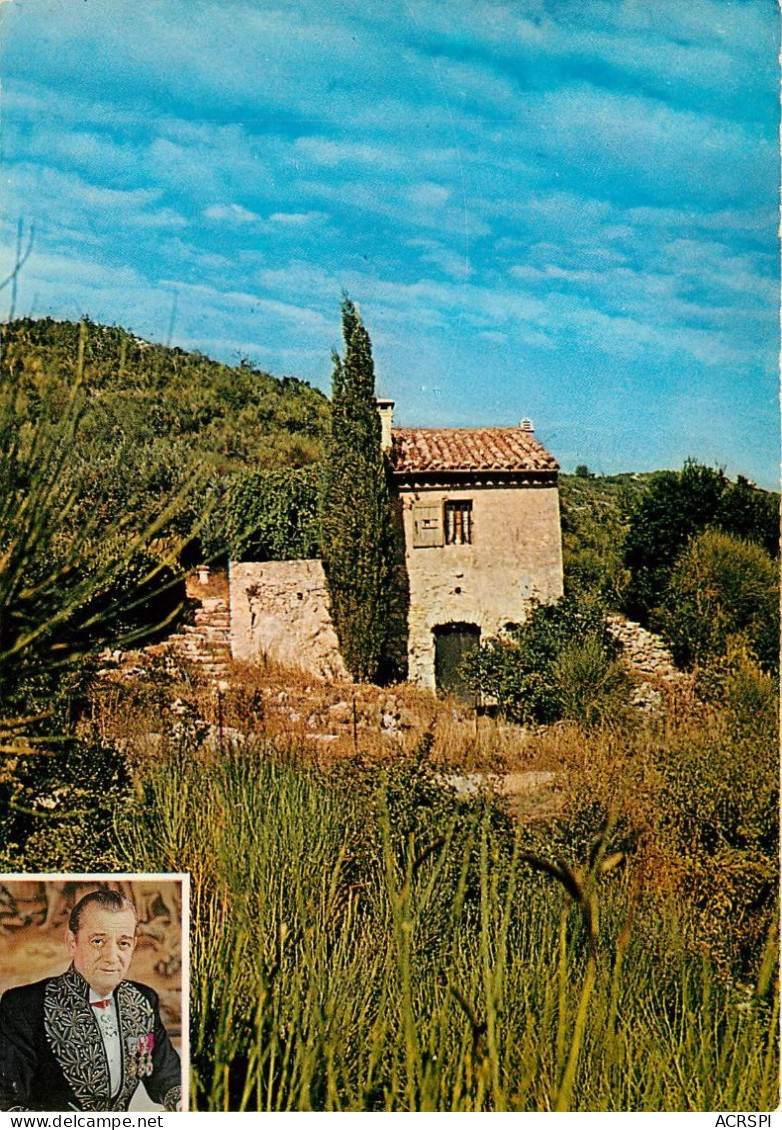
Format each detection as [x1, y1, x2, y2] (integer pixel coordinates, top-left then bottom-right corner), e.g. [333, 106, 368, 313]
[66, 905, 137, 997]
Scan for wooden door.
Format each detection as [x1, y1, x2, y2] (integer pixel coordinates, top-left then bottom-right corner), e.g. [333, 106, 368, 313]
[434, 622, 480, 701]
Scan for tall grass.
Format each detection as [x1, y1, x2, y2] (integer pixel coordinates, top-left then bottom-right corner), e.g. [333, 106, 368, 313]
[119, 741, 778, 1112]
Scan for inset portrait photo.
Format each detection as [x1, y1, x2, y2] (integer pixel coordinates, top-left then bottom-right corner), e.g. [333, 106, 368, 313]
[0, 873, 189, 1113]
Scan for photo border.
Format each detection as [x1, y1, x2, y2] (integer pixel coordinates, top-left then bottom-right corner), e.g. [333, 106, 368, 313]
[0, 870, 191, 1113]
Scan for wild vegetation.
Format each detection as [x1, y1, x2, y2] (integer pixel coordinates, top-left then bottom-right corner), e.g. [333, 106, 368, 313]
[463, 595, 630, 727]
[115, 738, 777, 1112]
[0, 316, 328, 562]
[0, 314, 778, 1111]
[621, 460, 778, 629]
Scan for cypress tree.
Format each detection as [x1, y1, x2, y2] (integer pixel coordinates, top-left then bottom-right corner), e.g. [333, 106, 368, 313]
[321, 297, 395, 682]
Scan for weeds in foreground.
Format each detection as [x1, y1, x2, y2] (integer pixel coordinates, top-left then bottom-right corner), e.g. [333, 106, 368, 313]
[119, 742, 778, 1112]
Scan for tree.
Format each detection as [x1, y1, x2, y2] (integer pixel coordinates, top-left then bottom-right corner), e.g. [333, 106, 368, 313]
[715, 475, 779, 559]
[659, 528, 779, 673]
[320, 298, 395, 682]
[622, 461, 726, 622]
[622, 460, 779, 625]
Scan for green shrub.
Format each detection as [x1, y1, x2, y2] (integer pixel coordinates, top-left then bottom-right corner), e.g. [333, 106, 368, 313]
[695, 643, 779, 732]
[0, 734, 133, 873]
[222, 465, 321, 562]
[561, 679, 779, 976]
[622, 461, 778, 625]
[550, 634, 631, 726]
[463, 596, 629, 726]
[0, 320, 195, 866]
[658, 528, 779, 673]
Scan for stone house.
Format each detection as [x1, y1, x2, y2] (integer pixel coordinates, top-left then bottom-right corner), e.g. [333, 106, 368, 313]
[230, 401, 563, 690]
[380, 400, 563, 693]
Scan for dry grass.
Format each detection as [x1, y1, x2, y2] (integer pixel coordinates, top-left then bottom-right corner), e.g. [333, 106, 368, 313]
[88, 625, 778, 981]
[88, 649, 545, 774]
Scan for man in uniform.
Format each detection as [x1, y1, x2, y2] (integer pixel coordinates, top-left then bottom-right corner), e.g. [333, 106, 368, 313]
[0, 889, 182, 1112]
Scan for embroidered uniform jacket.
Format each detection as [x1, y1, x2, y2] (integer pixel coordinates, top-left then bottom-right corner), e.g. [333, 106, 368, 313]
[0, 967, 182, 1112]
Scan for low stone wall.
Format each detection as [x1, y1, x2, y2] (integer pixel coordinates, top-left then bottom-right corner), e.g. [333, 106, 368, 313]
[229, 560, 349, 681]
[606, 613, 683, 682]
[607, 612, 694, 711]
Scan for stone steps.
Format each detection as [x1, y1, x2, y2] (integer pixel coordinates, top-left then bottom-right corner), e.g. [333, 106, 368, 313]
[143, 595, 231, 680]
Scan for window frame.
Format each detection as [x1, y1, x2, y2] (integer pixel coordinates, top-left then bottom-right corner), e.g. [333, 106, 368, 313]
[443, 499, 473, 545]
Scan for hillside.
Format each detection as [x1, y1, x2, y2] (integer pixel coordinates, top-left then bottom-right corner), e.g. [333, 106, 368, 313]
[2, 315, 775, 583]
[0, 317, 329, 464]
[558, 470, 655, 604]
[0, 317, 330, 558]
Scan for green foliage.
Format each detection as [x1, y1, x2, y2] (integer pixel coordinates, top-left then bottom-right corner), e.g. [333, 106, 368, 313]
[0, 316, 329, 559]
[463, 596, 629, 726]
[659, 528, 779, 673]
[116, 739, 778, 1111]
[0, 733, 132, 873]
[0, 359, 186, 721]
[564, 663, 778, 976]
[654, 710, 778, 973]
[214, 466, 322, 563]
[0, 320, 192, 863]
[320, 298, 397, 683]
[559, 472, 648, 605]
[717, 474, 780, 557]
[717, 647, 780, 729]
[550, 635, 631, 727]
[622, 460, 779, 624]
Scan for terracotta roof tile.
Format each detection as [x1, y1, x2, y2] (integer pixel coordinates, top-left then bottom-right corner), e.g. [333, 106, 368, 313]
[390, 427, 558, 474]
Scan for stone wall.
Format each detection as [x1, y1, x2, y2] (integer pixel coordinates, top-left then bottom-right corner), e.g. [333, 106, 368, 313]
[229, 560, 349, 680]
[606, 613, 694, 710]
[398, 482, 563, 688]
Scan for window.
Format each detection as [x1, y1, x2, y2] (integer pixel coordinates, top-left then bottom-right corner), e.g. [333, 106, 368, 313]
[444, 500, 473, 545]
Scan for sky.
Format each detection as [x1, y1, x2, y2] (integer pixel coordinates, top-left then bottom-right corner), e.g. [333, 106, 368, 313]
[0, 0, 779, 487]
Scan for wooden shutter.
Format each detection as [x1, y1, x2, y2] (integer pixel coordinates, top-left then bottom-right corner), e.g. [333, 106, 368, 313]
[412, 502, 444, 547]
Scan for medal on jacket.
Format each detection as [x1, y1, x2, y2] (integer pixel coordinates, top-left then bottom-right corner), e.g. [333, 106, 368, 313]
[128, 1033, 155, 1078]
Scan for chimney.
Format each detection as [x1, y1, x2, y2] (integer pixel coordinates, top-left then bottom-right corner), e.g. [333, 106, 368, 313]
[376, 398, 395, 451]
[519, 418, 534, 432]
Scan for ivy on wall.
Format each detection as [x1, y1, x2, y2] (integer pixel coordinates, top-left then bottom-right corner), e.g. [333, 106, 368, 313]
[223, 466, 322, 563]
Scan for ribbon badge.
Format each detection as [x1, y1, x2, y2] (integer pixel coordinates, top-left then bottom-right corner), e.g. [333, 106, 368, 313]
[128, 1032, 155, 1078]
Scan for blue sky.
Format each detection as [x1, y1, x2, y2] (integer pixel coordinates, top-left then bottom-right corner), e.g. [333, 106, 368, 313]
[0, 0, 778, 486]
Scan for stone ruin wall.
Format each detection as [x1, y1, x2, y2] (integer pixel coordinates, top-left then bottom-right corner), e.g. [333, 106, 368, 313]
[229, 560, 349, 681]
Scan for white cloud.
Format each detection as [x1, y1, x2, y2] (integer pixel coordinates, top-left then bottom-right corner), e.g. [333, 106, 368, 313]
[408, 182, 451, 208]
[268, 211, 325, 225]
[294, 137, 407, 170]
[406, 238, 472, 281]
[203, 203, 260, 223]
